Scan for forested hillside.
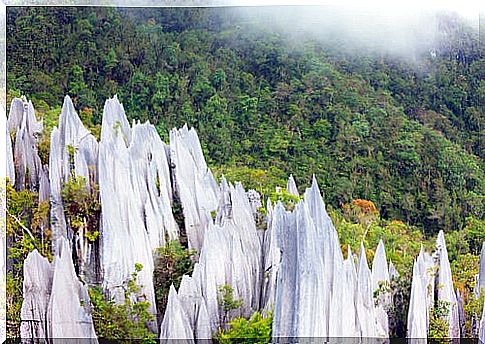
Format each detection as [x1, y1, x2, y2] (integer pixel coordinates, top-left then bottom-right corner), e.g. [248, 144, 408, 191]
[6, 6, 484, 235]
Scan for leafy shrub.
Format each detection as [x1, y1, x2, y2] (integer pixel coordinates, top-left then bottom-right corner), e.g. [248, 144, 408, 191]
[428, 300, 451, 339]
[153, 240, 196, 321]
[268, 187, 302, 211]
[61, 175, 100, 242]
[88, 264, 156, 343]
[217, 284, 243, 328]
[6, 182, 52, 337]
[214, 311, 272, 344]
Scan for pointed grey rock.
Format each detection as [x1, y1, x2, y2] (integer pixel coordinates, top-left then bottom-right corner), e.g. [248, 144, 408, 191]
[356, 244, 378, 337]
[4, 104, 15, 185]
[169, 125, 219, 252]
[456, 288, 466, 336]
[48, 96, 100, 282]
[160, 286, 194, 343]
[286, 174, 299, 196]
[48, 238, 97, 341]
[479, 242, 485, 294]
[372, 240, 390, 337]
[407, 259, 428, 339]
[389, 260, 399, 280]
[479, 298, 485, 344]
[38, 165, 50, 203]
[435, 230, 460, 338]
[7, 97, 43, 190]
[99, 96, 174, 326]
[20, 250, 53, 340]
[21, 240, 97, 342]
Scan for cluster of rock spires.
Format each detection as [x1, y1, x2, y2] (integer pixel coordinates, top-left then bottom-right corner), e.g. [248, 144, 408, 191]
[407, 234, 485, 341]
[5, 95, 485, 342]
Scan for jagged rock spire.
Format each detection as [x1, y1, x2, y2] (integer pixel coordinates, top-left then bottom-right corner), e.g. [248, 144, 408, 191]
[435, 230, 460, 338]
[407, 258, 428, 339]
[20, 250, 53, 340]
[479, 242, 485, 294]
[169, 125, 219, 252]
[3, 104, 15, 184]
[7, 97, 43, 190]
[160, 286, 195, 343]
[99, 96, 176, 327]
[286, 174, 299, 196]
[479, 298, 485, 344]
[20, 239, 97, 341]
[372, 240, 390, 337]
[49, 95, 100, 281]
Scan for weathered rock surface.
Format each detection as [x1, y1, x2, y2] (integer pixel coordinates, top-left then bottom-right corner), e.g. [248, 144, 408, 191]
[407, 258, 428, 339]
[159, 180, 263, 339]
[435, 230, 460, 338]
[372, 240, 390, 337]
[479, 242, 485, 294]
[4, 104, 16, 185]
[20, 239, 97, 342]
[48, 238, 97, 341]
[15, 94, 480, 342]
[99, 96, 177, 326]
[271, 178, 388, 339]
[159, 286, 194, 343]
[7, 97, 43, 190]
[170, 125, 219, 252]
[20, 250, 53, 340]
[286, 174, 299, 196]
[49, 95, 100, 281]
[480, 299, 485, 343]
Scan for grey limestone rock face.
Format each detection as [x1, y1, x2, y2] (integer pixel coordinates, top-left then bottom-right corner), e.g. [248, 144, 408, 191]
[435, 230, 460, 338]
[389, 260, 399, 281]
[479, 242, 485, 294]
[48, 238, 97, 341]
[407, 259, 428, 339]
[159, 180, 264, 340]
[159, 285, 195, 343]
[286, 174, 299, 196]
[407, 231, 463, 340]
[49, 96, 100, 281]
[270, 178, 391, 339]
[20, 250, 53, 340]
[7, 97, 43, 191]
[4, 104, 16, 185]
[480, 299, 485, 344]
[372, 240, 390, 338]
[99, 96, 177, 326]
[20, 239, 97, 342]
[169, 125, 219, 252]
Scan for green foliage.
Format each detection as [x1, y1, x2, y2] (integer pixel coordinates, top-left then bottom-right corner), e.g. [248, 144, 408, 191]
[215, 311, 273, 344]
[212, 166, 286, 198]
[218, 284, 243, 313]
[451, 254, 481, 336]
[7, 7, 485, 235]
[218, 284, 243, 327]
[89, 264, 156, 342]
[153, 240, 196, 321]
[429, 300, 451, 339]
[6, 183, 52, 337]
[61, 175, 101, 241]
[268, 187, 302, 211]
[330, 208, 426, 276]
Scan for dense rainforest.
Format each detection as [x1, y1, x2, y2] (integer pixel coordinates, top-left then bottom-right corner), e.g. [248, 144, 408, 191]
[6, 6, 484, 235]
[5, 6, 485, 339]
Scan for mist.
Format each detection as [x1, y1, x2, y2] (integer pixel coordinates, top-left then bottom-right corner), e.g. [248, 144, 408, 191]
[225, 5, 479, 62]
